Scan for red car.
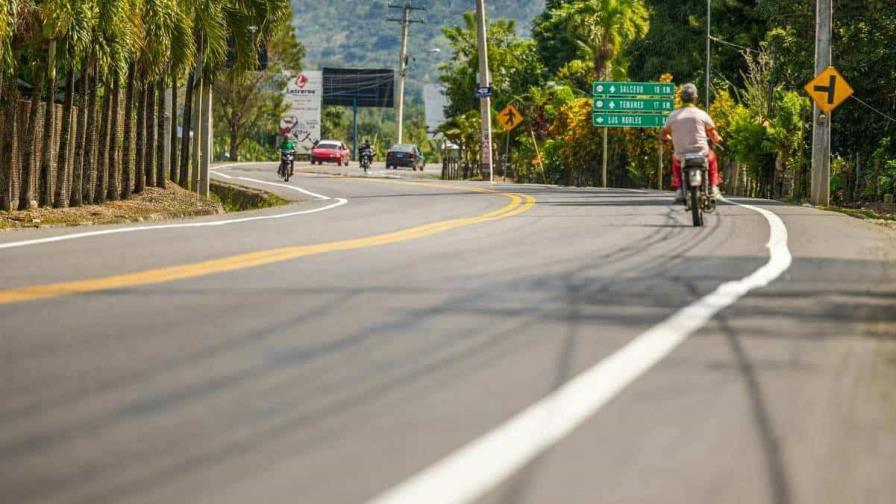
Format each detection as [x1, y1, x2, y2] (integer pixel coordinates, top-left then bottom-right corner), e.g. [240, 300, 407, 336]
[311, 140, 351, 166]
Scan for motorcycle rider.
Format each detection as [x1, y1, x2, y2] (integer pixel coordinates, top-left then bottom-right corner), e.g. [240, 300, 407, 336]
[660, 83, 722, 202]
[359, 139, 374, 167]
[279, 129, 297, 176]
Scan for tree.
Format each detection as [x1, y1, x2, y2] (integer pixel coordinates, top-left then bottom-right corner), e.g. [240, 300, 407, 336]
[535, 0, 649, 84]
[213, 23, 303, 162]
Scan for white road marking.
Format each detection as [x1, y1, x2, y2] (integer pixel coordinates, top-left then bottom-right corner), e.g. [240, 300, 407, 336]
[234, 176, 331, 200]
[0, 169, 347, 251]
[369, 199, 792, 504]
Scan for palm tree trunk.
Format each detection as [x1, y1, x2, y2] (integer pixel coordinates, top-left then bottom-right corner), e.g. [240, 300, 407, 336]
[81, 60, 99, 204]
[178, 70, 195, 188]
[169, 74, 178, 183]
[134, 82, 146, 194]
[38, 40, 57, 207]
[121, 66, 135, 199]
[145, 83, 156, 188]
[106, 74, 121, 201]
[0, 73, 17, 212]
[93, 79, 111, 204]
[155, 79, 166, 188]
[53, 68, 75, 208]
[18, 64, 44, 211]
[70, 64, 89, 207]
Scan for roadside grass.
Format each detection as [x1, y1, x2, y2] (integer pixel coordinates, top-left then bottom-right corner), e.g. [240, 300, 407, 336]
[822, 205, 896, 230]
[209, 181, 289, 212]
[0, 182, 223, 230]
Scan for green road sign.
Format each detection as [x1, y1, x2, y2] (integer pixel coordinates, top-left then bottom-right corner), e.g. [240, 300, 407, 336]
[592, 113, 668, 128]
[593, 97, 674, 113]
[592, 82, 675, 97]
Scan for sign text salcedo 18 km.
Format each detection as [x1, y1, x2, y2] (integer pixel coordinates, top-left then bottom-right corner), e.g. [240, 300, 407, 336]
[592, 81, 676, 129]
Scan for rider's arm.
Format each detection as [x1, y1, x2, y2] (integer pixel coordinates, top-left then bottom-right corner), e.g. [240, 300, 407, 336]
[660, 125, 672, 143]
[707, 127, 722, 146]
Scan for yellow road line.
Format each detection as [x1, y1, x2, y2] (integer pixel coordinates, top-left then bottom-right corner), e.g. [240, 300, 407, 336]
[0, 188, 535, 305]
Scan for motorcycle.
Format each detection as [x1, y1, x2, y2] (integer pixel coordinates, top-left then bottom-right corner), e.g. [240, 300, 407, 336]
[681, 152, 716, 227]
[278, 149, 294, 182]
[359, 151, 373, 173]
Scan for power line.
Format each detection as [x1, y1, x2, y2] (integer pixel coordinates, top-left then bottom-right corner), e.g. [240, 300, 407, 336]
[709, 35, 761, 54]
[850, 95, 896, 123]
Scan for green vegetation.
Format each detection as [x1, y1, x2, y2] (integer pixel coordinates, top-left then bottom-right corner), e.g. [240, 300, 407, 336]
[431, 0, 895, 205]
[1, 0, 293, 215]
[210, 180, 288, 212]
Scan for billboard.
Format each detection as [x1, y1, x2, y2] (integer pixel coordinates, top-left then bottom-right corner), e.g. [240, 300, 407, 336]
[322, 68, 395, 108]
[281, 70, 322, 154]
[424, 84, 449, 139]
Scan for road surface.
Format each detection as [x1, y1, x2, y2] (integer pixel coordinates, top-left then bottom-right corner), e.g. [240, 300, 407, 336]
[1, 163, 894, 504]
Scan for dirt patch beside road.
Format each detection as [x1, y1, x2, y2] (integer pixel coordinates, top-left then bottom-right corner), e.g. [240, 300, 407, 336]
[0, 182, 223, 230]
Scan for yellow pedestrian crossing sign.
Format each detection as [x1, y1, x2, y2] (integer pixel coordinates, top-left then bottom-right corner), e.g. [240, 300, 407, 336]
[498, 104, 524, 132]
[804, 66, 853, 113]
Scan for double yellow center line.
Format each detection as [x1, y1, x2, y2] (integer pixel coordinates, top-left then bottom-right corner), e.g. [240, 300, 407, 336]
[0, 184, 535, 305]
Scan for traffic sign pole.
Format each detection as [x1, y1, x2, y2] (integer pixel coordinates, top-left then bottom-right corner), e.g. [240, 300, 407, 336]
[475, 0, 493, 182]
[811, 0, 832, 206]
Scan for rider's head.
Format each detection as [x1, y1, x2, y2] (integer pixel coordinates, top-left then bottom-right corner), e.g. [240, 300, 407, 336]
[680, 83, 699, 105]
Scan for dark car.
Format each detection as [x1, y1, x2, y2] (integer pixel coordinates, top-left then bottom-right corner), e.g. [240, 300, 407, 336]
[385, 144, 425, 171]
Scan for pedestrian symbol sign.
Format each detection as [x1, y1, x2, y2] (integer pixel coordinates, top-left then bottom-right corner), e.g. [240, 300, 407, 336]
[804, 66, 853, 113]
[498, 104, 524, 132]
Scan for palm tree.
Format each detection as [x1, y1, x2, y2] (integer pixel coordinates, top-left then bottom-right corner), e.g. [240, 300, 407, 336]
[105, 73, 121, 200]
[144, 82, 155, 187]
[17, 54, 43, 210]
[52, 67, 75, 207]
[93, 78, 110, 203]
[178, 68, 194, 188]
[154, 78, 165, 187]
[0, 0, 23, 211]
[564, 0, 649, 80]
[54, 0, 98, 207]
[79, 58, 97, 203]
[120, 64, 135, 198]
[134, 79, 146, 193]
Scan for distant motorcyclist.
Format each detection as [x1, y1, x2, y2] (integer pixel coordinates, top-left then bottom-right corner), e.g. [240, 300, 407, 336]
[279, 130, 297, 176]
[660, 83, 723, 202]
[359, 139, 374, 168]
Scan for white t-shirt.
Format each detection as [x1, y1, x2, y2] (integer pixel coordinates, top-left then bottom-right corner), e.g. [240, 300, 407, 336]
[664, 106, 715, 158]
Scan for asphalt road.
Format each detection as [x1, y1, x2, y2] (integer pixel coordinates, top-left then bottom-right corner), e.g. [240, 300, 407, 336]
[1, 162, 894, 504]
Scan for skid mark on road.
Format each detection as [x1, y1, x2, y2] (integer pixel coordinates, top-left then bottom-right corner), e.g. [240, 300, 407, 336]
[0, 189, 535, 305]
[369, 199, 792, 504]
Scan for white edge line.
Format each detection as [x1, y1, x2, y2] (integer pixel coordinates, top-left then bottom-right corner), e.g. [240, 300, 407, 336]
[368, 198, 792, 504]
[0, 169, 347, 250]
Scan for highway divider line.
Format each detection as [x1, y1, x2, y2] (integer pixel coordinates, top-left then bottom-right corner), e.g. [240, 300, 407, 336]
[0, 192, 535, 305]
[368, 199, 792, 504]
[0, 171, 345, 251]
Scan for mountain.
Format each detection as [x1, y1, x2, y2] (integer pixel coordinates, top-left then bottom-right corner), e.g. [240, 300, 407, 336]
[289, 0, 545, 99]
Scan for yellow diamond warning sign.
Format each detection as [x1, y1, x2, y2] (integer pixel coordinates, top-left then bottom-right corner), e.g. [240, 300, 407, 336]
[804, 66, 853, 113]
[498, 104, 524, 132]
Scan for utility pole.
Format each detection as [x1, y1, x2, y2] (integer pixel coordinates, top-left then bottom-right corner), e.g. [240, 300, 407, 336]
[706, 0, 712, 109]
[475, 0, 494, 182]
[811, 0, 833, 206]
[388, 2, 425, 145]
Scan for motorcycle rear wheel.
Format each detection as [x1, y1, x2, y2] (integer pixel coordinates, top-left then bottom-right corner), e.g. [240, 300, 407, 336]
[690, 187, 703, 227]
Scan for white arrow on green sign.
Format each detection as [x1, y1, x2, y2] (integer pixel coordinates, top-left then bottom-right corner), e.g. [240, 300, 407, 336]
[592, 113, 667, 128]
[592, 82, 675, 97]
[593, 97, 674, 112]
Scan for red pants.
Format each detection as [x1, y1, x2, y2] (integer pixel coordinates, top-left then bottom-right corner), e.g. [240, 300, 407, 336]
[671, 150, 721, 189]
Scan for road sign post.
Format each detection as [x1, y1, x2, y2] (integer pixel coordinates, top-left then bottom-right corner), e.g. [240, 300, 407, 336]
[809, 0, 833, 206]
[592, 80, 676, 188]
